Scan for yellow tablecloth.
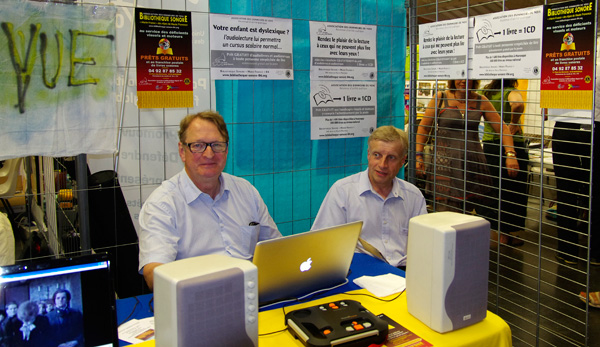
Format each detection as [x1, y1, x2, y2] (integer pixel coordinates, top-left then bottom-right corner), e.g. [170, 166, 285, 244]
[134, 289, 512, 346]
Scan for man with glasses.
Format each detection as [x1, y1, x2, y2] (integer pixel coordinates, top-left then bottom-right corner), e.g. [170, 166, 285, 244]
[137, 111, 281, 290]
[311, 126, 427, 270]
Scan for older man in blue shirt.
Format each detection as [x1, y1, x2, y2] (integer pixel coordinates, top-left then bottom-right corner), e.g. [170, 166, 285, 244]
[138, 111, 281, 290]
[312, 126, 427, 269]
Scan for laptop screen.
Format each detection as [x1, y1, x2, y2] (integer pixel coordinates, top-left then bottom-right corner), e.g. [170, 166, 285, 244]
[253, 221, 363, 306]
[0, 253, 119, 347]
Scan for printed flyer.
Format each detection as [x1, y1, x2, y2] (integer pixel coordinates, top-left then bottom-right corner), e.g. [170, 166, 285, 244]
[309, 21, 377, 81]
[540, 0, 595, 110]
[310, 81, 377, 140]
[378, 314, 433, 347]
[135, 8, 194, 108]
[471, 6, 543, 79]
[309, 21, 377, 140]
[418, 18, 469, 80]
[209, 14, 293, 80]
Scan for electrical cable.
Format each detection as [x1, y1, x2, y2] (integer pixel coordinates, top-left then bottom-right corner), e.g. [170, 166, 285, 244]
[259, 278, 349, 310]
[117, 296, 140, 327]
[343, 288, 406, 302]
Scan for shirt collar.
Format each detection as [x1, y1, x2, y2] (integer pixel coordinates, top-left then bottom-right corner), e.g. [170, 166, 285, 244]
[358, 169, 403, 200]
[180, 169, 228, 204]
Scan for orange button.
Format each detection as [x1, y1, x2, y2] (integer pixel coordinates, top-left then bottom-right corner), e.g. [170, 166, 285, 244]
[323, 329, 331, 335]
[354, 324, 364, 330]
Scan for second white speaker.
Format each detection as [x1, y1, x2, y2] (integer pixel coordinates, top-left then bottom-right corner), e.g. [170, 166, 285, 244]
[406, 211, 490, 333]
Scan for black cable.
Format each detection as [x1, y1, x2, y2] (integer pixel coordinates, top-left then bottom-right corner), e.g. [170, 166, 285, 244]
[259, 326, 288, 336]
[258, 305, 290, 336]
[117, 296, 140, 327]
[343, 289, 406, 302]
[149, 296, 154, 314]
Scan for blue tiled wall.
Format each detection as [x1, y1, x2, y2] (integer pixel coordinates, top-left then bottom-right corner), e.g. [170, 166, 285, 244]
[211, 0, 406, 236]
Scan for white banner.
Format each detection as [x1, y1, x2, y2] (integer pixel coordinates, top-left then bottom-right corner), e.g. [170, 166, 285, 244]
[209, 14, 293, 80]
[0, 0, 118, 160]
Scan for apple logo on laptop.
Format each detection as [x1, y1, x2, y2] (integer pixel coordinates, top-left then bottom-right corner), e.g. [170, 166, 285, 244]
[300, 258, 312, 272]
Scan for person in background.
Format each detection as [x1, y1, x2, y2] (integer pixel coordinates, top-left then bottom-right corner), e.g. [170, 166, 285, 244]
[3, 301, 51, 347]
[0, 309, 5, 345]
[312, 126, 427, 270]
[572, 49, 600, 308]
[415, 79, 519, 214]
[0, 301, 19, 338]
[36, 302, 46, 316]
[44, 301, 54, 314]
[559, 113, 600, 303]
[137, 110, 281, 290]
[481, 79, 529, 247]
[46, 289, 83, 347]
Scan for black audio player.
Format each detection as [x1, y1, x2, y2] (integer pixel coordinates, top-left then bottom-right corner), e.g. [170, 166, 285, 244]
[285, 300, 388, 347]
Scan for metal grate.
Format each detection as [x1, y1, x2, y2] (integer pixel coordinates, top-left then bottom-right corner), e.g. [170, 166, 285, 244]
[407, 0, 596, 345]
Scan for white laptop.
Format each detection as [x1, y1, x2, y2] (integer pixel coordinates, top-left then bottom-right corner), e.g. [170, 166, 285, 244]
[252, 221, 363, 306]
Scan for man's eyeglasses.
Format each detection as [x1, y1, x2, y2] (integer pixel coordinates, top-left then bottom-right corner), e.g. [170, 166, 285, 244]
[184, 142, 228, 154]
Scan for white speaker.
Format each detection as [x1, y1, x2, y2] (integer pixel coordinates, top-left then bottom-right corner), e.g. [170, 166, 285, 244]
[153, 254, 259, 347]
[406, 212, 490, 333]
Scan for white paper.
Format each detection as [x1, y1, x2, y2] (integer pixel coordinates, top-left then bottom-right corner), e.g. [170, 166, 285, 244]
[310, 81, 377, 140]
[471, 6, 543, 79]
[310, 21, 377, 81]
[209, 14, 293, 80]
[353, 273, 406, 297]
[118, 317, 155, 344]
[419, 18, 469, 80]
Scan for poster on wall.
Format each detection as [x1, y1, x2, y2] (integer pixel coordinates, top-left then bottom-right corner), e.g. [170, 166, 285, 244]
[310, 81, 377, 140]
[209, 14, 293, 80]
[0, 0, 117, 160]
[135, 8, 194, 108]
[472, 6, 543, 79]
[418, 18, 469, 79]
[540, 0, 595, 110]
[309, 21, 377, 140]
[309, 21, 377, 81]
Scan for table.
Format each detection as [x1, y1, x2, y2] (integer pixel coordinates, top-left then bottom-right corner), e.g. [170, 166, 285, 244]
[258, 291, 512, 347]
[528, 147, 557, 202]
[528, 147, 554, 171]
[117, 254, 512, 347]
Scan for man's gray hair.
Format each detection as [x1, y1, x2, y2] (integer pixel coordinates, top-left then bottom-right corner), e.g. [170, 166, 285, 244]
[368, 126, 408, 158]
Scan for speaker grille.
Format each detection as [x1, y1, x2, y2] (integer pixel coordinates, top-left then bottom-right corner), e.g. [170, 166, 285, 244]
[444, 220, 489, 330]
[176, 267, 253, 346]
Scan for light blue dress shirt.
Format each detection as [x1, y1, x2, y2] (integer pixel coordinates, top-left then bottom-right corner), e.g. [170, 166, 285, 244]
[312, 169, 427, 267]
[137, 169, 281, 272]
